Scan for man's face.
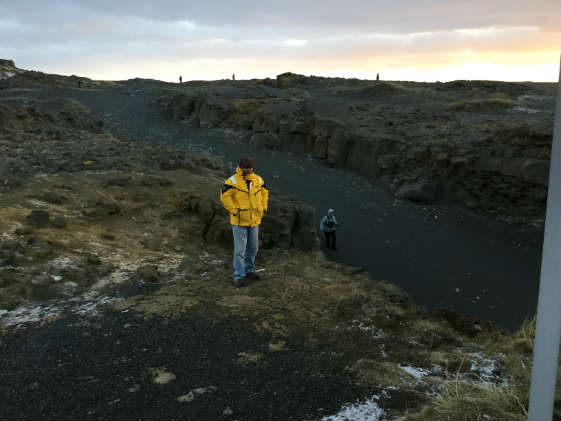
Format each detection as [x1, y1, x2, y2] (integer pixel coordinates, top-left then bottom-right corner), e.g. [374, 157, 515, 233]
[242, 166, 254, 176]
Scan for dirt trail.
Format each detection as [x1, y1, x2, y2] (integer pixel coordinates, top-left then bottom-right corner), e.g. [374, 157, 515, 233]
[31, 83, 543, 330]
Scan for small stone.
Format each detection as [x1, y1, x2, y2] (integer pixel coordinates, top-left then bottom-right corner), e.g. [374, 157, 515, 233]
[32, 274, 54, 287]
[152, 369, 176, 384]
[43, 192, 64, 204]
[25, 281, 52, 300]
[177, 392, 196, 402]
[26, 236, 53, 258]
[134, 265, 161, 283]
[15, 225, 34, 235]
[52, 216, 66, 228]
[223, 407, 234, 416]
[85, 254, 101, 265]
[268, 341, 286, 351]
[1, 240, 20, 251]
[4, 176, 21, 188]
[26, 210, 50, 228]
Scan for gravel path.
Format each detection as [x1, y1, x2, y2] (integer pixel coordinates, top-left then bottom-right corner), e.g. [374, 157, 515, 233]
[0, 307, 366, 420]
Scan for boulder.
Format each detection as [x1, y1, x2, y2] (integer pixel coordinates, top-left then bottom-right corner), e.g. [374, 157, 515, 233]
[43, 192, 65, 204]
[133, 265, 161, 283]
[83, 200, 121, 217]
[521, 159, 549, 186]
[25, 236, 53, 258]
[52, 216, 67, 228]
[15, 225, 34, 235]
[26, 210, 50, 228]
[501, 158, 549, 186]
[396, 182, 437, 202]
[290, 203, 320, 250]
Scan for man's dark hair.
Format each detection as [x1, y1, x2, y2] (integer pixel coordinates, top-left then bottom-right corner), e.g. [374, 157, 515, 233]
[239, 157, 254, 169]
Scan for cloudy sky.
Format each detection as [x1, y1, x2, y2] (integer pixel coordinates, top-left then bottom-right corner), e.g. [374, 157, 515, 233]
[1, 0, 559, 82]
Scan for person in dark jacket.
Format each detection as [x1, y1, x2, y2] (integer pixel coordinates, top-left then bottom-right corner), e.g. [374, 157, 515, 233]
[320, 209, 339, 250]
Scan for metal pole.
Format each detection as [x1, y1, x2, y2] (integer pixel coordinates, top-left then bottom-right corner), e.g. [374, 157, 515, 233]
[528, 55, 561, 421]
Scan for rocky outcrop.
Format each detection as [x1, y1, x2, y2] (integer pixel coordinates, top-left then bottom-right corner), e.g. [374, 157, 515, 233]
[177, 190, 318, 251]
[159, 74, 555, 225]
[0, 59, 21, 80]
[0, 95, 321, 311]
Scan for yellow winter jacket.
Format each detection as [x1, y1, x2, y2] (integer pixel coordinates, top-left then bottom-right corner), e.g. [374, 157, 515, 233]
[220, 167, 269, 227]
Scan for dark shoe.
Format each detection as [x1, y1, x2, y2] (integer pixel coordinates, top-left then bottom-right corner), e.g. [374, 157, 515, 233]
[233, 278, 246, 287]
[245, 272, 260, 281]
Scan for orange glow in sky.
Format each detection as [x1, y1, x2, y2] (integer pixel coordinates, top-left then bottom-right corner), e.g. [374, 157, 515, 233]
[1, 2, 559, 83]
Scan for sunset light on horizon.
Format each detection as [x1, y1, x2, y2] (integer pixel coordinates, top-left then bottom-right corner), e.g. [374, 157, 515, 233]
[0, 1, 559, 83]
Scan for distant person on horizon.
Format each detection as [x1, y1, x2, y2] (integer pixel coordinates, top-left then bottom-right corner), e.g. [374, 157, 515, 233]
[232, 73, 235, 80]
[376, 73, 380, 81]
[320, 209, 339, 250]
[220, 157, 269, 287]
[179, 75, 182, 84]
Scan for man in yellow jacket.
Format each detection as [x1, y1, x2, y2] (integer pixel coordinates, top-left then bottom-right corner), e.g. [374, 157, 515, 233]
[220, 157, 269, 287]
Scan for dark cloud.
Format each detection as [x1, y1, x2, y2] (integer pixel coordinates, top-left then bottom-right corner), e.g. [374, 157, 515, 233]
[1, 0, 559, 31]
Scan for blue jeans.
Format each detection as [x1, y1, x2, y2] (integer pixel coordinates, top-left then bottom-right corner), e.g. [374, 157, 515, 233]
[232, 225, 259, 280]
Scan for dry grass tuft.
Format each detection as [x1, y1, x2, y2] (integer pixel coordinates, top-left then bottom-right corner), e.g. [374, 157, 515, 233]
[406, 379, 527, 421]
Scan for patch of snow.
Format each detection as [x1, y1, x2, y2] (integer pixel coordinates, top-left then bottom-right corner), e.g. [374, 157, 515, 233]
[0, 293, 121, 327]
[322, 396, 384, 421]
[399, 364, 430, 380]
[51, 257, 73, 266]
[431, 364, 443, 374]
[51, 275, 62, 282]
[73, 295, 118, 316]
[1, 303, 61, 326]
[511, 106, 540, 114]
[469, 352, 501, 382]
[350, 320, 385, 338]
[518, 94, 550, 102]
[92, 266, 135, 289]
